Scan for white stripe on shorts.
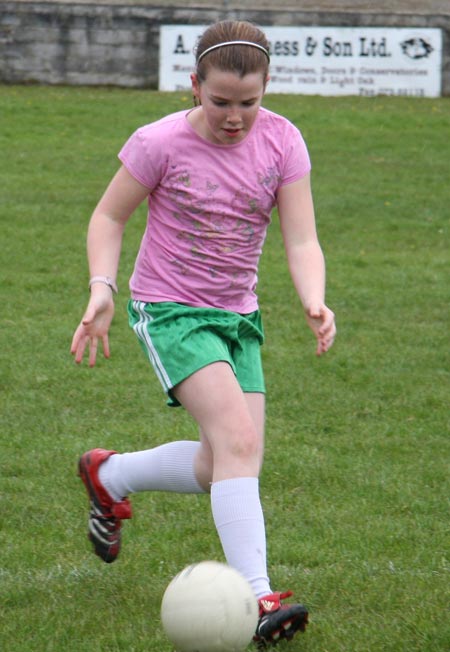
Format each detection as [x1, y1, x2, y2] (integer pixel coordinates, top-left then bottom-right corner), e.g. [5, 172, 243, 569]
[131, 300, 173, 392]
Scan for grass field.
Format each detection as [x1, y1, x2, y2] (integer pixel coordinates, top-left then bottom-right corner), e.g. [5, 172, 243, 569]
[0, 85, 449, 652]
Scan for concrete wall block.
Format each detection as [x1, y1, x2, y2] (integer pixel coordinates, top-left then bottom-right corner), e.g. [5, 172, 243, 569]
[12, 26, 59, 45]
[92, 28, 148, 47]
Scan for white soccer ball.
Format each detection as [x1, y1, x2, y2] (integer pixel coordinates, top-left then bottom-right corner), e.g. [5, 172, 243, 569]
[161, 561, 259, 652]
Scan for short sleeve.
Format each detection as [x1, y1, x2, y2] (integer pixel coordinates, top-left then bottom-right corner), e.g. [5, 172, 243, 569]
[279, 121, 311, 186]
[118, 126, 165, 190]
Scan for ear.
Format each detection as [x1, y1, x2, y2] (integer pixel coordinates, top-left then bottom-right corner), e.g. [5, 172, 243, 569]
[190, 72, 200, 102]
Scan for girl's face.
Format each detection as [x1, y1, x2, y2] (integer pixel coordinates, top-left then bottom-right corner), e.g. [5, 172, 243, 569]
[190, 69, 268, 145]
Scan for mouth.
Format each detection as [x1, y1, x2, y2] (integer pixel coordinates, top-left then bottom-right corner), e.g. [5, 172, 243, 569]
[223, 128, 242, 138]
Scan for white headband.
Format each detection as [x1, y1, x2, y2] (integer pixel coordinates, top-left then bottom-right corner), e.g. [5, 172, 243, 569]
[196, 40, 270, 64]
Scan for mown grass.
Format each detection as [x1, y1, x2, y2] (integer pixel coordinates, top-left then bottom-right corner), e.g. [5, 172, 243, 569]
[0, 85, 449, 651]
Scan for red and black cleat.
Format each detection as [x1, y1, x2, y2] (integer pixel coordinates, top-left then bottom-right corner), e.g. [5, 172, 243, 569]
[253, 591, 309, 648]
[78, 448, 132, 563]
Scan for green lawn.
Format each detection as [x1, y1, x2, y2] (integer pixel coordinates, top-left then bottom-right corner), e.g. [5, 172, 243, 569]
[0, 85, 449, 651]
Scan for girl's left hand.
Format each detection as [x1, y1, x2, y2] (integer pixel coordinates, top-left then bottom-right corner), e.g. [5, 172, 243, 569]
[304, 304, 336, 356]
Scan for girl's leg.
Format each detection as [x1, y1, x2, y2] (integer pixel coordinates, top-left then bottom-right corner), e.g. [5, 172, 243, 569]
[173, 361, 271, 599]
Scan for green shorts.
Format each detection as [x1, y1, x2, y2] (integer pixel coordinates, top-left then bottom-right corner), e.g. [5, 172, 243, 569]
[128, 300, 265, 407]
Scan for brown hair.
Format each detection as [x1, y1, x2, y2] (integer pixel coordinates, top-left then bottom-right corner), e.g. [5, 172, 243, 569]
[195, 21, 270, 83]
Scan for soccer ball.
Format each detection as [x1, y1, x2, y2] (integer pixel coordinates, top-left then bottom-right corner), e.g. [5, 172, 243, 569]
[161, 560, 259, 652]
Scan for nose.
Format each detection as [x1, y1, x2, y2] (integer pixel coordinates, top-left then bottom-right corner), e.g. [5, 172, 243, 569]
[226, 106, 241, 125]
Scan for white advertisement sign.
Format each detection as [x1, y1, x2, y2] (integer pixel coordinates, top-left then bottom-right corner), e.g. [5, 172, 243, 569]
[159, 25, 442, 97]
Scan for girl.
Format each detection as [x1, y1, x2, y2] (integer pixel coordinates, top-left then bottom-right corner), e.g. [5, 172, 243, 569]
[71, 20, 336, 648]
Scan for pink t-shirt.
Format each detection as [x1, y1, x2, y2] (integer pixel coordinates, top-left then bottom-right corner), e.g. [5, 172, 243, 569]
[119, 107, 311, 313]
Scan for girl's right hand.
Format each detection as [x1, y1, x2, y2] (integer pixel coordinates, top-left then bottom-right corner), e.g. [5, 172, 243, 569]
[70, 285, 115, 367]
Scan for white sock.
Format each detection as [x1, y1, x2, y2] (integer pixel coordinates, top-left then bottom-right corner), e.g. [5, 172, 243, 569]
[211, 477, 271, 599]
[98, 441, 206, 500]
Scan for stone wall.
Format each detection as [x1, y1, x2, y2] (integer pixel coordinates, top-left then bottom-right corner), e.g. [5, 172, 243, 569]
[1, 1, 449, 94]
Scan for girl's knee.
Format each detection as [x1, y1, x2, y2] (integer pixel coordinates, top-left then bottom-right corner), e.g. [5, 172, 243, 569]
[228, 425, 260, 462]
